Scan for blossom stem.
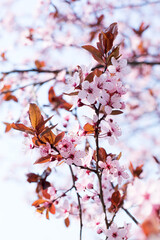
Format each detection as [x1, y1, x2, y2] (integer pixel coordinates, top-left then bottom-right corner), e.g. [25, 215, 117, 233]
[94, 105, 109, 229]
[69, 165, 83, 240]
[122, 207, 139, 225]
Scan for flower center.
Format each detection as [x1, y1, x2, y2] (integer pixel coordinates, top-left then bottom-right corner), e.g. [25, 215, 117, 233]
[69, 154, 74, 159]
[97, 82, 103, 89]
[112, 232, 117, 238]
[116, 66, 121, 72]
[87, 87, 93, 94]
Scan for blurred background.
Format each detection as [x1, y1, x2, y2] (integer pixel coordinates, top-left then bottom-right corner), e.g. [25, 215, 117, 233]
[0, 0, 160, 239]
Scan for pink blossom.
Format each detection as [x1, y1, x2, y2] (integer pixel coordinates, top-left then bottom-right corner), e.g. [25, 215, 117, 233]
[99, 156, 115, 175]
[116, 81, 127, 95]
[103, 188, 114, 209]
[99, 91, 112, 114]
[58, 138, 73, 157]
[100, 119, 121, 144]
[108, 119, 122, 139]
[66, 71, 80, 92]
[65, 149, 85, 165]
[94, 75, 110, 94]
[114, 163, 129, 185]
[39, 142, 56, 157]
[99, 92, 123, 115]
[106, 223, 126, 240]
[78, 80, 99, 104]
[108, 57, 129, 78]
[110, 93, 122, 109]
[47, 186, 56, 200]
[57, 199, 71, 219]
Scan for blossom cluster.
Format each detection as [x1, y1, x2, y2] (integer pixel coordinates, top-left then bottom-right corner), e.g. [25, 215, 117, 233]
[9, 21, 160, 240]
[69, 57, 128, 115]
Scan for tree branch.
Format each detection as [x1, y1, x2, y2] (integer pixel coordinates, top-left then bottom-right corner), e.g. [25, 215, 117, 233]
[0, 77, 55, 95]
[52, 186, 74, 203]
[94, 105, 109, 229]
[95, 0, 160, 12]
[122, 207, 139, 225]
[69, 165, 83, 240]
[1, 68, 65, 75]
[128, 60, 160, 66]
[73, 163, 97, 173]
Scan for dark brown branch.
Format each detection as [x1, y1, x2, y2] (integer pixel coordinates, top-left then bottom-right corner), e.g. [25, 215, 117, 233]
[73, 163, 97, 173]
[1, 68, 65, 75]
[128, 61, 160, 66]
[94, 105, 109, 229]
[52, 186, 74, 203]
[96, 0, 160, 12]
[69, 166, 83, 240]
[0, 77, 55, 95]
[91, 60, 160, 71]
[122, 207, 139, 225]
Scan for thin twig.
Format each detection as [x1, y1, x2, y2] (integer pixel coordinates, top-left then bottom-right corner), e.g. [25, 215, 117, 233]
[69, 165, 83, 240]
[128, 61, 160, 66]
[122, 207, 139, 225]
[73, 163, 97, 173]
[91, 60, 160, 72]
[94, 105, 109, 229]
[1, 68, 65, 75]
[52, 186, 74, 203]
[95, 0, 160, 12]
[0, 77, 55, 95]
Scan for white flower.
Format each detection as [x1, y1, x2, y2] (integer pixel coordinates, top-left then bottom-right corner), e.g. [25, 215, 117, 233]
[66, 71, 80, 93]
[78, 81, 99, 104]
[114, 162, 129, 185]
[108, 57, 129, 78]
[106, 223, 126, 240]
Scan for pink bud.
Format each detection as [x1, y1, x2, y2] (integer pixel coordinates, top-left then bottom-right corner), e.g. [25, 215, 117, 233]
[87, 183, 93, 189]
[97, 228, 103, 234]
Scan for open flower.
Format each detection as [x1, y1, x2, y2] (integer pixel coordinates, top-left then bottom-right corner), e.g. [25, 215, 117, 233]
[39, 142, 56, 157]
[78, 81, 99, 104]
[108, 57, 129, 78]
[66, 71, 80, 93]
[114, 162, 129, 185]
[106, 223, 126, 240]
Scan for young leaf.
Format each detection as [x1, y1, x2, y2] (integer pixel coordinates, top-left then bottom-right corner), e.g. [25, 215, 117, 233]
[34, 155, 51, 164]
[26, 173, 39, 183]
[35, 60, 45, 69]
[111, 190, 121, 207]
[98, 148, 107, 162]
[36, 115, 53, 133]
[32, 199, 46, 207]
[29, 103, 43, 129]
[116, 152, 122, 160]
[49, 203, 56, 214]
[111, 110, 123, 115]
[39, 130, 56, 145]
[11, 123, 35, 135]
[82, 45, 105, 65]
[54, 132, 65, 145]
[83, 123, 95, 134]
[129, 162, 143, 178]
[39, 125, 57, 139]
[64, 217, 70, 227]
[3, 122, 13, 133]
[46, 208, 49, 220]
[42, 189, 51, 199]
